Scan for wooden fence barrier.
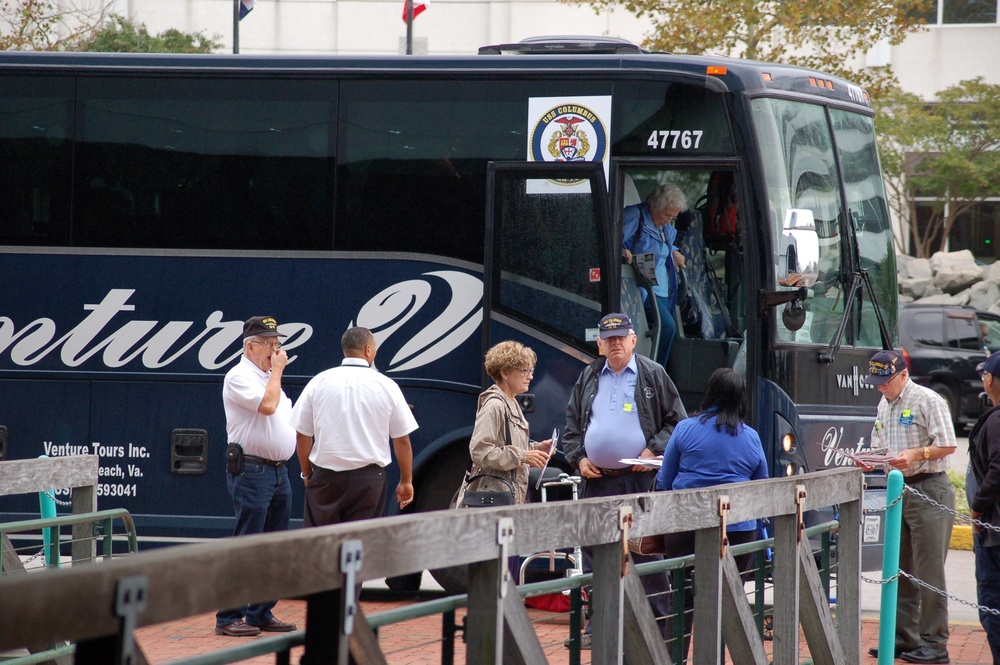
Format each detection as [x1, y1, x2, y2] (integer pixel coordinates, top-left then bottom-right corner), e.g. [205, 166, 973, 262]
[0, 462, 862, 665]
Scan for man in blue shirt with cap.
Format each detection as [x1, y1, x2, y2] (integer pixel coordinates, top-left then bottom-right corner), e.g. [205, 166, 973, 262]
[563, 312, 687, 649]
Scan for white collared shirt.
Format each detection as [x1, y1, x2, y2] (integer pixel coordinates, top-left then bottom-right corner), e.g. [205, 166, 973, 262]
[290, 358, 418, 471]
[222, 355, 296, 460]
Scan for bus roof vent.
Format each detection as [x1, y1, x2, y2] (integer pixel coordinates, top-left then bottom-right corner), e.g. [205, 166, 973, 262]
[479, 36, 648, 55]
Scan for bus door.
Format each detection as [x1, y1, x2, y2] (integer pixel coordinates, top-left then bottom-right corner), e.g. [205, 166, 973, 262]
[481, 160, 615, 410]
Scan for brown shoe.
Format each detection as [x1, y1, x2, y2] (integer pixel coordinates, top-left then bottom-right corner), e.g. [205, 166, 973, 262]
[215, 620, 261, 637]
[250, 617, 296, 632]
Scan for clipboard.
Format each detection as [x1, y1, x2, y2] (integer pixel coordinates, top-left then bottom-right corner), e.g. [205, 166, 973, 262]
[534, 428, 558, 490]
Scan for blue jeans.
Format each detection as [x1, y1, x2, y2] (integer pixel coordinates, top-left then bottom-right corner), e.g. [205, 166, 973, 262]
[975, 532, 1000, 663]
[654, 294, 677, 366]
[216, 461, 291, 627]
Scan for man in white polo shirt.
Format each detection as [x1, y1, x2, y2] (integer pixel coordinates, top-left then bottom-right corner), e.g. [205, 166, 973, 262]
[216, 316, 297, 637]
[292, 326, 418, 527]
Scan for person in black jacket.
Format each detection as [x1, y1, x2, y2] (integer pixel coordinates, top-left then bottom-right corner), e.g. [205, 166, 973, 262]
[969, 349, 1000, 664]
[563, 312, 687, 650]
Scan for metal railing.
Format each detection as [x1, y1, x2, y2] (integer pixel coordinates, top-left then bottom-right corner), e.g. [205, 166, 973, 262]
[0, 466, 862, 665]
[1, 508, 138, 574]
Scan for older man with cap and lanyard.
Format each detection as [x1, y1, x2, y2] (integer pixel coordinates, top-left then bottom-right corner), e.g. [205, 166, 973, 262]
[563, 312, 687, 648]
[863, 349, 956, 664]
[215, 316, 297, 637]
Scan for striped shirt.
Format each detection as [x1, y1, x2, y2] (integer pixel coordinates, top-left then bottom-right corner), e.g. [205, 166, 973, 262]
[870, 379, 956, 476]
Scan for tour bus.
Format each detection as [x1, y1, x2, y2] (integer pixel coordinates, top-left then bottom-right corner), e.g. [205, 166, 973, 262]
[0, 38, 896, 571]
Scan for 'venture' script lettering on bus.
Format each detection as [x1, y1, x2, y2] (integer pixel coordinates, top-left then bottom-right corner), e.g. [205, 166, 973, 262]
[0, 289, 312, 371]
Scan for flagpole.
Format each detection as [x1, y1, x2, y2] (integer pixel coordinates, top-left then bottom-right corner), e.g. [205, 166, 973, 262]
[405, 0, 413, 55]
[233, 0, 240, 54]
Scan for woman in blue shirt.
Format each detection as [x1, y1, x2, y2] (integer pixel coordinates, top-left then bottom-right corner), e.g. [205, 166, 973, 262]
[654, 367, 768, 662]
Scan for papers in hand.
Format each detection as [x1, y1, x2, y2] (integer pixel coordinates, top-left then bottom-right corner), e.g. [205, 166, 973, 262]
[535, 428, 558, 490]
[838, 447, 895, 471]
[634, 252, 658, 285]
[619, 457, 662, 468]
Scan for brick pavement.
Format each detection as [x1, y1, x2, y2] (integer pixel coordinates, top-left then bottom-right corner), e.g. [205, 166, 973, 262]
[133, 594, 994, 664]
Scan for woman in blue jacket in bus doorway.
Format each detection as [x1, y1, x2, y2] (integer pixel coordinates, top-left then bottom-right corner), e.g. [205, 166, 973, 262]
[621, 183, 688, 366]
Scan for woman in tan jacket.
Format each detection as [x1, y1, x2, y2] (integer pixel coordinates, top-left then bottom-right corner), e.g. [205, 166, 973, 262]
[459, 340, 552, 506]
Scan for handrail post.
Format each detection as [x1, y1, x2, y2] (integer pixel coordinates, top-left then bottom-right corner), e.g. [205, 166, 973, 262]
[878, 470, 904, 665]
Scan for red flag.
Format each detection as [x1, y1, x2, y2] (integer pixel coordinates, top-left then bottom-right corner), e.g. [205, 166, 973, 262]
[402, 0, 429, 22]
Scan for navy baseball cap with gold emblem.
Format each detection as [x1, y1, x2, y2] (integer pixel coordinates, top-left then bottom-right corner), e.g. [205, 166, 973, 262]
[598, 313, 633, 339]
[977, 350, 1000, 377]
[242, 316, 285, 339]
[865, 350, 906, 385]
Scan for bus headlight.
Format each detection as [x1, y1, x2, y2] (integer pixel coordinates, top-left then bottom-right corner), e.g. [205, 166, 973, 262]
[782, 433, 796, 453]
[786, 462, 796, 476]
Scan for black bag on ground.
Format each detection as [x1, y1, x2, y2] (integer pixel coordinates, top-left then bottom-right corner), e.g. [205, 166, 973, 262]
[460, 473, 516, 507]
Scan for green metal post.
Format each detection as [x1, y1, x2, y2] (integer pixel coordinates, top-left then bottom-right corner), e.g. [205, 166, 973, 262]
[878, 470, 904, 665]
[37, 455, 58, 568]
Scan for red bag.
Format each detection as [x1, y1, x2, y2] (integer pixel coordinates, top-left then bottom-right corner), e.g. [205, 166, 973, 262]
[704, 171, 739, 245]
[525, 592, 572, 613]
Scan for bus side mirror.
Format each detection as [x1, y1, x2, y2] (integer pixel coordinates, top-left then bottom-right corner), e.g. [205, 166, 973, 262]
[783, 300, 806, 331]
[760, 287, 809, 332]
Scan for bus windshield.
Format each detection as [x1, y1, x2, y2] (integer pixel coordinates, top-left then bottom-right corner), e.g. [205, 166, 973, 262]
[752, 97, 897, 349]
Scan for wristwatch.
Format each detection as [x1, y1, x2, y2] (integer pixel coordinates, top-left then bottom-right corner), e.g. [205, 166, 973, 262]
[300, 471, 313, 480]
[922, 446, 930, 460]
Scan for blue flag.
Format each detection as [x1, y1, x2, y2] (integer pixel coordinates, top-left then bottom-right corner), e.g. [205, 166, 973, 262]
[239, 0, 256, 20]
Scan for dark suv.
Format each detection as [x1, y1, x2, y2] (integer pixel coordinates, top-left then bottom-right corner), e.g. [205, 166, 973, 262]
[899, 304, 1000, 430]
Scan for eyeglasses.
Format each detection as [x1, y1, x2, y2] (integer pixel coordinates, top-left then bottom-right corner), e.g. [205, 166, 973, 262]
[517, 367, 534, 377]
[251, 340, 282, 351]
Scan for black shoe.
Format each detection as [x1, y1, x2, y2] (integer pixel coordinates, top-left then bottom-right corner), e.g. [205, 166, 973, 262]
[900, 646, 949, 664]
[869, 646, 907, 659]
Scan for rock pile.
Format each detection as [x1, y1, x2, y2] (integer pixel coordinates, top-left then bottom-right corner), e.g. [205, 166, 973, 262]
[897, 249, 1000, 313]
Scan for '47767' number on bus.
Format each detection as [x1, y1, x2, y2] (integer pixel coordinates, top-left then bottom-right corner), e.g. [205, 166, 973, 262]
[647, 130, 704, 150]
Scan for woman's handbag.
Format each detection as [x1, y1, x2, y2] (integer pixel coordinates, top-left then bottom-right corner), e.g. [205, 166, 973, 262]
[460, 473, 516, 507]
[627, 534, 666, 556]
[627, 530, 694, 557]
[459, 394, 518, 508]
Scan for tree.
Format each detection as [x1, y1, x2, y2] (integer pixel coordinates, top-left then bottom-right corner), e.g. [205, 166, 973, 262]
[571, 0, 931, 95]
[876, 78, 1000, 258]
[78, 15, 221, 53]
[0, 0, 112, 50]
[1, 2, 219, 53]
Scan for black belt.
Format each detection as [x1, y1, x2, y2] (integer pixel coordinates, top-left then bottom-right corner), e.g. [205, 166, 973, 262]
[599, 467, 632, 477]
[243, 454, 285, 468]
[904, 471, 944, 485]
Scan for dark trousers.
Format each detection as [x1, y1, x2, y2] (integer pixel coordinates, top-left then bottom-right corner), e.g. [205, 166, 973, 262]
[217, 461, 291, 627]
[579, 471, 671, 638]
[663, 527, 759, 664]
[975, 532, 1000, 664]
[897, 473, 954, 649]
[304, 464, 387, 528]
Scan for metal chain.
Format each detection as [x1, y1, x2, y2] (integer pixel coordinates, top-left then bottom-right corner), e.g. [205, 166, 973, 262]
[861, 572, 900, 586]
[903, 484, 1000, 534]
[860, 484, 1000, 617]
[864, 491, 904, 514]
[41, 490, 73, 507]
[899, 570, 1000, 616]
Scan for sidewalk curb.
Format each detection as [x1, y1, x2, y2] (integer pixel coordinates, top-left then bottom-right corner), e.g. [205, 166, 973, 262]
[951, 524, 972, 550]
